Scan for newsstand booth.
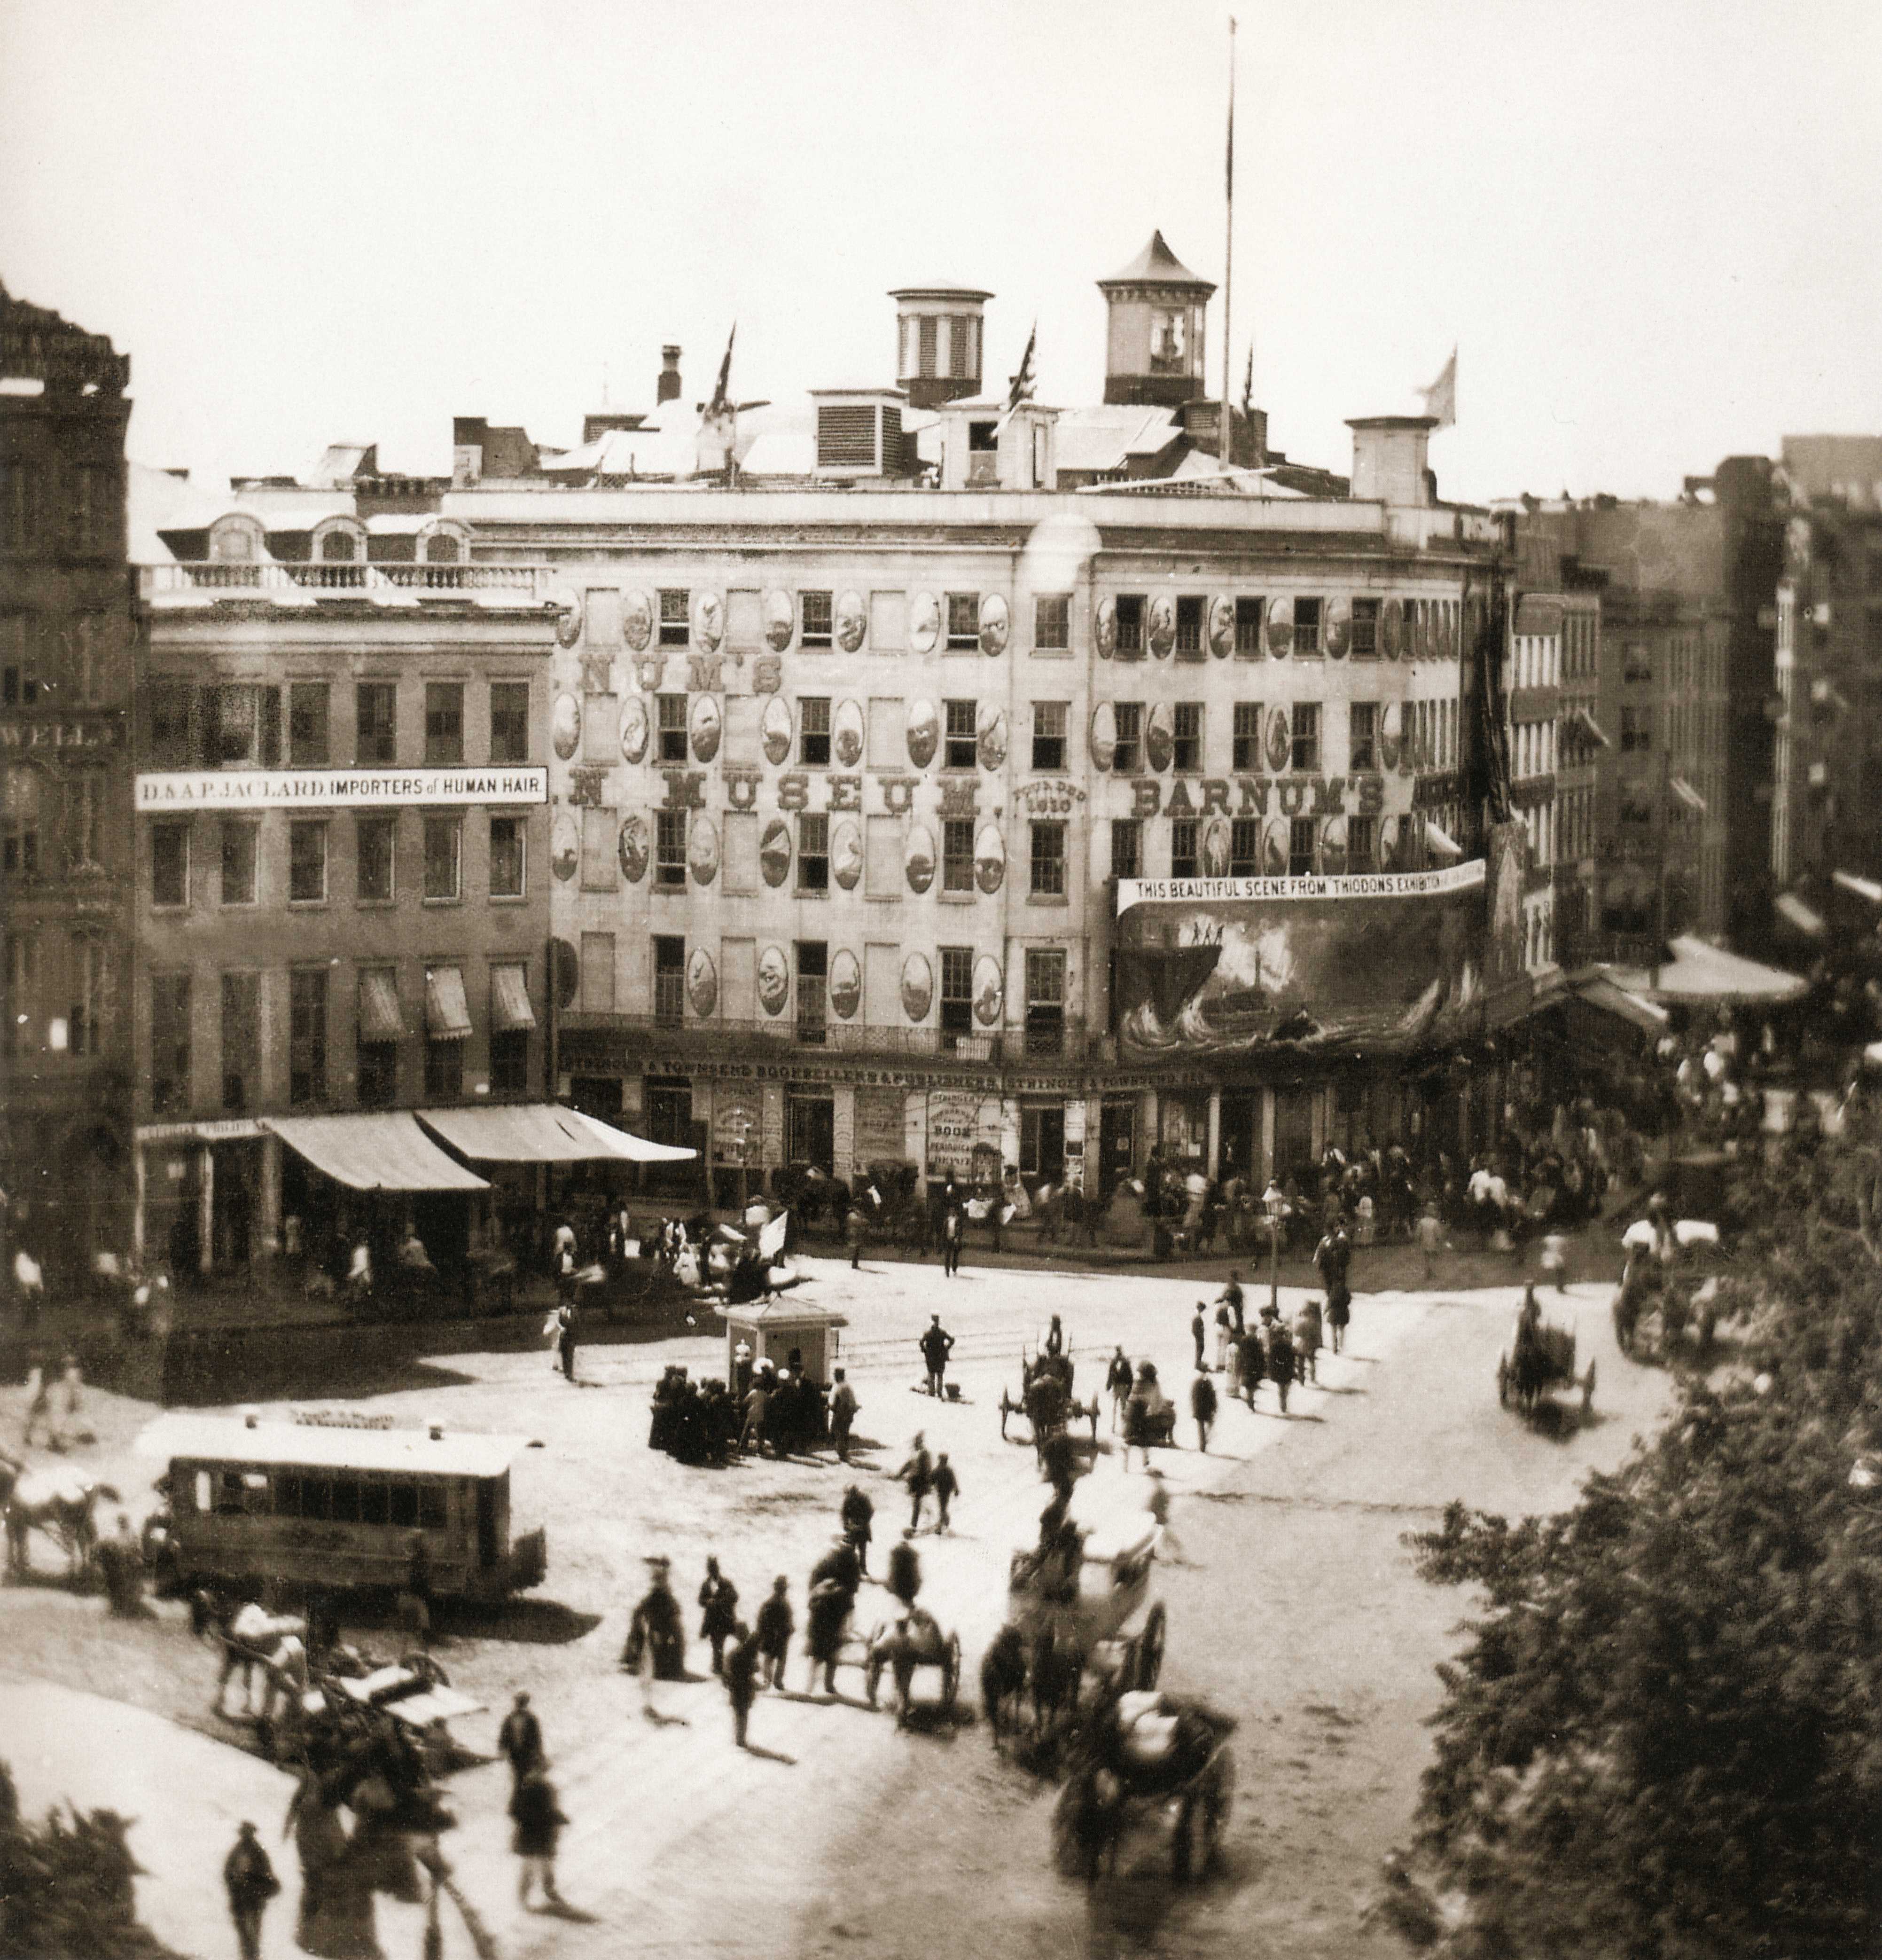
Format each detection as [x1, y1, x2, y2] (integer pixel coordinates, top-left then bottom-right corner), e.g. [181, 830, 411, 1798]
[723, 1300, 849, 1385]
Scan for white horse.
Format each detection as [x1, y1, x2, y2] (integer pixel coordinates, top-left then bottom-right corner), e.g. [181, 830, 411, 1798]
[5, 1468, 121, 1577]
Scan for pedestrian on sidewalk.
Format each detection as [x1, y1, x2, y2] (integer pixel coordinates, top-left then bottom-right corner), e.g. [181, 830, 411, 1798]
[1191, 1303, 1207, 1371]
[1326, 1274, 1352, 1355]
[222, 1820, 279, 1960]
[1191, 1366, 1218, 1452]
[932, 1452, 959, 1533]
[840, 1483, 874, 1576]
[805, 1533, 863, 1695]
[1263, 1307, 1295, 1414]
[1105, 1346, 1134, 1431]
[1218, 1270, 1246, 1338]
[828, 1368, 858, 1462]
[756, 1576, 794, 1687]
[498, 1691, 544, 1791]
[554, 1301, 579, 1383]
[1540, 1229, 1570, 1294]
[699, 1556, 740, 1676]
[1144, 1466, 1184, 1562]
[1213, 1301, 1232, 1371]
[1415, 1201, 1444, 1284]
[726, 1620, 761, 1747]
[941, 1201, 964, 1277]
[1293, 1297, 1323, 1386]
[898, 1433, 934, 1533]
[846, 1200, 867, 1271]
[509, 1763, 569, 1910]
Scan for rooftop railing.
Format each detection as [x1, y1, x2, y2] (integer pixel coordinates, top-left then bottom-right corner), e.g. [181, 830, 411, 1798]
[139, 561, 560, 600]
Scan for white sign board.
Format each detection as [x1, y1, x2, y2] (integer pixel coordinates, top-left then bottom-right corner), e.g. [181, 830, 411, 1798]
[135, 767, 549, 810]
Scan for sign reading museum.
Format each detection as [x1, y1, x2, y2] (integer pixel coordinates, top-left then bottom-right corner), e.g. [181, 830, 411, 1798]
[134, 767, 550, 810]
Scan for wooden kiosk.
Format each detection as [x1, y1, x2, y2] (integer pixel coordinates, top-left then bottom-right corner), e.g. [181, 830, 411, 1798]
[722, 1299, 849, 1384]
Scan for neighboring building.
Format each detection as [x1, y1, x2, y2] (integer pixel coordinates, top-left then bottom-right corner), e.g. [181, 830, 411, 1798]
[0, 285, 137, 1278]
[131, 480, 560, 1281]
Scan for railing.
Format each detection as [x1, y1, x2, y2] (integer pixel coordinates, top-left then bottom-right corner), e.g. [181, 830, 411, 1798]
[555, 1012, 1087, 1067]
[140, 562, 559, 600]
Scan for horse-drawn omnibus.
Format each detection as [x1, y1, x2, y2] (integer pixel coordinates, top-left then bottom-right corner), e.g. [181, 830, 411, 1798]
[136, 1410, 547, 1604]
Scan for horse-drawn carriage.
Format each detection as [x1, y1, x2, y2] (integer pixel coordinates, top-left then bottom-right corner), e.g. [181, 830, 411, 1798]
[1497, 1300, 1595, 1423]
[860, 1608, 963, 1722]
[1053, 1693, 1237, 1882]
[1000, 1351, 1101, 1459]
[1614, 1216, 1724, 1362]
[1005, 1496, 1168, 1698]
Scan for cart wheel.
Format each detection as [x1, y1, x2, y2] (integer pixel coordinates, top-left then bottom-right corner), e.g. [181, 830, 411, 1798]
[1496, 1354, 1510, 1407]
[941, 1632, 961, 1711]
[1135, 1602, 1167, 1690]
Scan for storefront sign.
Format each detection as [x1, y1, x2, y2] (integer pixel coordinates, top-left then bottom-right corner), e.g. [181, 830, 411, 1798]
[1117, 861, 1483, 911]
[134, 767, 548, 810]
[136, 1117, 267, 1144]
[926, 1090, 1000, 1181]
[853, 1086, 906, 1167]
[1, 717, 124, 752]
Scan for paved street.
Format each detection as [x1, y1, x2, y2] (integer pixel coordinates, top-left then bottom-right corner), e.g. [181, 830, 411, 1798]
[0, 1250, 1677, 1959]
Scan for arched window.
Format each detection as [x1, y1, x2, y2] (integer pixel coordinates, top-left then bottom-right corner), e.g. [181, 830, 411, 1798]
[422, 531, 461, 564]
[319, 528, 359, 564]
[209, 517, 262, 563]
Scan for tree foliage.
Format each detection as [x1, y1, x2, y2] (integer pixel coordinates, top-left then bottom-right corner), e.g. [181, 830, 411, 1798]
[1408, 1113, 1882, 1959]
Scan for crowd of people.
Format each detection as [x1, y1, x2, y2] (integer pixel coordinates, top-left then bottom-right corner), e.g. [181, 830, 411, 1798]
[645, 1348, 859, 1467]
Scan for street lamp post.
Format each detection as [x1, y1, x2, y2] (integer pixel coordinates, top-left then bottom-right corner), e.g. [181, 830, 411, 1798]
[1262, 1180, 1286, 1317]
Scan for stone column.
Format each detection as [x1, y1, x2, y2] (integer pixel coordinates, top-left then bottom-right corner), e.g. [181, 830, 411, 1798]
[197, 1144, 215, 1275]
[132, 1140, 147, 1264]
[258, 1133, 282, 1266]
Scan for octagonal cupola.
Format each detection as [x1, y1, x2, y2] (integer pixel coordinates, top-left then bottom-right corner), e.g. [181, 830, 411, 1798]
[1098, 231, 1215, 408]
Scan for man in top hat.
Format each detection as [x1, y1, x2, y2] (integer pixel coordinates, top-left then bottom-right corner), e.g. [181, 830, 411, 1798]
[498, 1691, 545, 1791]
[805, 1531, 862, 1694]
[223, 1820, 280, 1960]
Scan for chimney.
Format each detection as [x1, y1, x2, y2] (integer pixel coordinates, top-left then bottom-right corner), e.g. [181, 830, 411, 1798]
[657, 346, 682, 405]
[1346, 416, 1437, 508]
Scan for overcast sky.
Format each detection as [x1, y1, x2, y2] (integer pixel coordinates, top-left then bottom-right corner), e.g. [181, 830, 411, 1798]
[3, 0, 1878, 504]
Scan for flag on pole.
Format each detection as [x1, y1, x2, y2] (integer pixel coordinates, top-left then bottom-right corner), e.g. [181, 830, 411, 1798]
[1420, 347, 1457, 429]
[1007, 322, 1037, 414]
[708, 324, 736, 418]
[1242, 344, 1254, 419]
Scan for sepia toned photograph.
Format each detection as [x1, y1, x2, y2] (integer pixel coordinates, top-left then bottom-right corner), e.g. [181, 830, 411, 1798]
[1, 2, 1880, 1955]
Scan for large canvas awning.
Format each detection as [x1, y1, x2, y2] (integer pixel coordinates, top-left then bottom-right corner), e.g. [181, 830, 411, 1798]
[1612, 935, 1808, 1007]
[417, 1103, 696, 1165]
[1570, 971, 1668, 1038]
[265, 1113, 489, 1192]
[424, 965, 472, 1041]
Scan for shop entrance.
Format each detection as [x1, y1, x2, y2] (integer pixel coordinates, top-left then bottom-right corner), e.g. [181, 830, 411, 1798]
[786, 1094, 835, 1175]
[1218, 1091, 1258, 1184]
[1019, 1103, 1065, 1184]
[1098, 1100, 1136, 1198]
[1274, 1088, 1315, 1182]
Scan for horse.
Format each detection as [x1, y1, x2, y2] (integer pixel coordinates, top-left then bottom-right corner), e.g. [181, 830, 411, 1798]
[1029, 1624, 1085, 1733]
[1057, 1763, 1125, 1882]
[5, 1469, 121, 1578]
[980, 1624, 1029, 1745]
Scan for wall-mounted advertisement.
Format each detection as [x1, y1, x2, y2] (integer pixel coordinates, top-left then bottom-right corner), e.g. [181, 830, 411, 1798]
[134, 766, 548, 810]
[1114, 861, 1485, 1060]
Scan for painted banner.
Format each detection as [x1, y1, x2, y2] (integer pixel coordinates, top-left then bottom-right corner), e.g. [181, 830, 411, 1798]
[135, 766, 548, 810]
[854, 1086, 908, 1168]
[925, 1090, 1002, 1182]
[1115, 858, 1485, 1060]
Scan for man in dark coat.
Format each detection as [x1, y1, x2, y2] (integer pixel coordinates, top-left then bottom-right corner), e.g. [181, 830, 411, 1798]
[223, 1820, 280, 1960]
[497, 1691, 544, 1791]
[1190, 1303, 1208, 1370]
[840, 1483, 874, 1575]
[919, 1315, 955, 1395]
[725, 1620, 762, 1748]
[509, 1764, 568, 1909]
[755, 1576, 794, 1687]
[805, 1534, 862, 1694]
[1191, 1366, 1218, 1452]
[698, 1557, 739, 1676]
[898, 1432, 934, 1534]
[622, 1557, 687, 1680]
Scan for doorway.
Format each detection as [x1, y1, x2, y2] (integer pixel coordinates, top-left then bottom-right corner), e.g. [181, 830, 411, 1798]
[1098, 1099, 1136, 1199]
[786, 1094, 835, 1174]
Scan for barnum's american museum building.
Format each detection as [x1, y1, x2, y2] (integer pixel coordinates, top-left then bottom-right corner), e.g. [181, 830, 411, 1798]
[129, 235, 1566, 1247]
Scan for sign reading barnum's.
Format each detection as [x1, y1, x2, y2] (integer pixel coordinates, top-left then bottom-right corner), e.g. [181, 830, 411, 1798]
[134, 767, 550, 809]
[1117, 860, 1484, 913]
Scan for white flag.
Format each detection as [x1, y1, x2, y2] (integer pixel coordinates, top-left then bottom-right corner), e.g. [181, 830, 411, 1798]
[1421, 348, 1457, 429]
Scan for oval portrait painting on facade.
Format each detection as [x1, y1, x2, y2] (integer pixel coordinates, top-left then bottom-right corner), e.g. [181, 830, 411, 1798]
[757, 945, 790, 1017]
[979, 592, 1010, 657]
[617, 814, 649, 883]
[901, 952, 933, 1022]
[1382, 596, 1406, 660]
[688, 814, 719, 885]
[690, 692, 722, 763]
[622, 589, 654, 652]
[1209, 595, 1236, 658]
[692, 590, 724, 653]
[762, 589, 794, 653]
[1147, 593, 1176, 659]
[551, 692, 582, 760]
[972, 953, 1003, 1027]
[974, 822, 1006, 894]
[759, 817, 792, 887]
[905, 823, 936, 894]
[836, 590, 867, 653]
[551, 811, 579, 882]
[909, 591, 942, 655]
[976, 704, 1007, 772]
[1201, 815, 1232, 878]
[833, 699, 865, 768]
[1266, 706, 1290, 773]
[1089, 699, 1117, 771]
[1144, 700, 1174, 773]
[906, 698, 938, 770]
[831, 818, 863, 890]
[619, 693, 649, 764]
[687, 948, 718, 1019]
[828, 949, 861, 1020]
[1323, 595, 1351, 659]
[1265, 594, 1294, 658]
[552, 587, 583, 648]
[760, 695, 794, 766]
[1095, 594, 1117, 660]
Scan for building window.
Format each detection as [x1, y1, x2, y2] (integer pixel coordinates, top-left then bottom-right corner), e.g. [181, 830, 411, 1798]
[490, 682, 530, 763]
[290, 968, 328, 1106]
[220, 819, 258, 906]
[424, 682, 464, 766]
[1032, 701, 1068, 771]
[0, 617, 37, 706]
[151, 973, 191, 1114]
[656, 810, 687, 887]
[658, 589, 690, 647]
[2, 930, 37, 1058]
[1623, 643, 1653, 683]
[798, 812, 830, 891]
[220, 970, 259, 1112]
[1232, 701, 1264, 771]
[1173, 702, 1203, 772]
[1289, 817, 1317, 876]
[288, 820, 328, 903]
[653, 936, 685, 1024]
[579, 932, 616, 1014]
[1175, 596, 1204, 658]
[1621, 706, 1653, 752]
[423, 815, 462, 901]
[1349, 702, 1377, 773]
[801, 591, 833, 649]
[1111, 818, 1142, 881]
[653, 691, 688, 763]
[151, 819, 187, 907]
[580, 807, 616, 892]
[1034, 594, 1070, 651]
[489, 1031, 528, 1096]
[1290, 702, 1321, 772]
[796, 941, 827, 1043]
[1230, 817, 1260, 875]
[943, 818, 975, 893]
[319, 527, 358, 564]
[939, 947, 974, 1038]
[1351, 598, 1379, 659]
[944, 698, 977, 769]
[946, 594, 980, 651]
[1112, 702, 1143, 775]
[288, 682, 329, 765]
[356, 970, 400, 1107]
[423, 530, 461, 565]
[1349, 815, 1377, 870]
[490, 815, 525, 898]
[918, 315, 938, 376]
[1171, 819, 1199, 879]
[1294, 598, 1323, 657]
[204, 683, 280, 768]
[357, 1040, 398, 1107]
[1025, 948, 1066, 1056]
[799, 697, 832, 767]
[356, 815, 395, 903]
[1, 771, 39, 879]
[356, 682, 397, 764]
[1115, 595, 1145, 657]
[1234, 596, 1264, 658]
[148, 680, 192, 764]
[1030, 821, 1066, 897]
[424, 1032, 463, 1102]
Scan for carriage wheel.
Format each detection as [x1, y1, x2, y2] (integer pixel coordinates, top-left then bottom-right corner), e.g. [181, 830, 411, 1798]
[1135, 1602, 1167, 1689]
[1496, 1354, 1510, 1408]
[940, 1632, 961, 1711]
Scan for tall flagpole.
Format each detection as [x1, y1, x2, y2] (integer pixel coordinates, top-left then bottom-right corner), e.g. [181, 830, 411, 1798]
[1222, 16, 1237, 461]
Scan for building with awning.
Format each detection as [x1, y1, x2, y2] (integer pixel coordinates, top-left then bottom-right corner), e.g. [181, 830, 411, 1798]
[417, 1103, 695, 1165]
[1610, 934, 1808, 1007]
[265, 1113, 490, 1192]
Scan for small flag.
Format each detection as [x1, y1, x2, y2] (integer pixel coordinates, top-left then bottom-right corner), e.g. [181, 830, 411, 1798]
[1007, 322, 1037, 414]
[1420, 348, 1457, 429]
[1242, 344, 1254, 419]
[708, 324, 736, 417]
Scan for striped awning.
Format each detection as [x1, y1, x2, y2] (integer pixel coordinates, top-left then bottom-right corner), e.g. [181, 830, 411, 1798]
[265, 1113, 488, 1192]
[489, 963, 536, 1033]
[358, 968, 405, 1043]
[424, 965, 472, 1041]
[418, 1104, 697, 1165]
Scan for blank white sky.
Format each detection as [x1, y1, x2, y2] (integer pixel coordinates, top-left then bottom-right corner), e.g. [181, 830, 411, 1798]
[3, 0, 1878, 502]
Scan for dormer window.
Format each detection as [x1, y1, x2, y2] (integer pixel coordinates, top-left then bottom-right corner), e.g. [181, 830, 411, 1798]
[319, 529, 358, 563]
[209, 517, 261, 563]
[422, 530, 462, 564]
